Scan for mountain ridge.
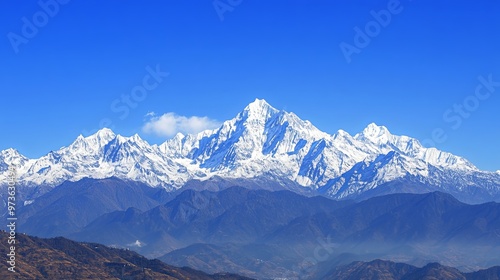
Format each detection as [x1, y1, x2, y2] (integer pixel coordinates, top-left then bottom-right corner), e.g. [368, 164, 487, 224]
[9, 180, 500, 279]
[323, 259, 500, 280]
[0, 230, 253, 280]
[1, 98, 499, 203]
[1, 230, 499, 279]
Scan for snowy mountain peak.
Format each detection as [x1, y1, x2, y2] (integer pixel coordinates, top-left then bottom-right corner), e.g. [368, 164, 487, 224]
[89, 127, 116, 139]
[1, 148, 21, 157]
[0, 99, 497, 203]
[357, 123, 391, 139]
[124, 133, 141, 143]
[83, 128, 116, 147]
[243, 98, 279, 118]
[333, 129, 352, 139]
[173, 132, 185, 139]
[131, 133, 141, 139]
[0, 148, 29, 165]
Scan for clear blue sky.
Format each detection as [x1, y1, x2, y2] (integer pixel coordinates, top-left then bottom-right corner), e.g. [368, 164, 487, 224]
[1, 0, 499, 171]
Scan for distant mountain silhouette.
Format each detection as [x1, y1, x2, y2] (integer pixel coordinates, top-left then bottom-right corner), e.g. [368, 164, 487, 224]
[13, 178, 500, 279]
[324, 259, 500, 280]
[18, 177, 176, 237]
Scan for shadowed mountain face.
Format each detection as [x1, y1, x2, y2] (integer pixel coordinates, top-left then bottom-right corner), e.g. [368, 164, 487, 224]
[17, 177, 176, 237]
[70, 186, 350, 257]
[12, 178, 500, 279]
[21, 181, 491, 279]
[324, 259, 500, 280]
[267, 191, 500, 245]
[157, 192, 500, 278]
[0, 231, 253, 280]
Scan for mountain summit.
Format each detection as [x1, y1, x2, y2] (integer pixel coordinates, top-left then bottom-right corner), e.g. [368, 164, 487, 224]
[1, 99, 499, 203]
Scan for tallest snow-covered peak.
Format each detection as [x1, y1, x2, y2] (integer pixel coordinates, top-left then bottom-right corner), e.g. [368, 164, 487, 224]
[243, 98, 279, 119]
[239, 98, 327, 139]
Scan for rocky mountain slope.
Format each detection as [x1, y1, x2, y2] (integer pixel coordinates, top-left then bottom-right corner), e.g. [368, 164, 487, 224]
[0, 231, 252, 280]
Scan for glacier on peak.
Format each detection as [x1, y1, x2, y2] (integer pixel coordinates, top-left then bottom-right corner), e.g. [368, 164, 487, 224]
[88, 127, 116, 142]
[0, 99, 498, 203]
[243, 98, 279, 118]
[1, 148, 25, 161]
[357, 123, 391, 139]
[0, 148, 32, 173]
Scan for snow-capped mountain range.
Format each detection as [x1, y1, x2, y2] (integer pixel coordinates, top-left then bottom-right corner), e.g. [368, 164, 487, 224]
[1, 99, 499, 202]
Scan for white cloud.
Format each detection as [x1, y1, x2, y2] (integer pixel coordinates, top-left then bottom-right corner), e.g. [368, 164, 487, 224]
[142, 112, 221, 137]
[127, 240, 145, 248]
